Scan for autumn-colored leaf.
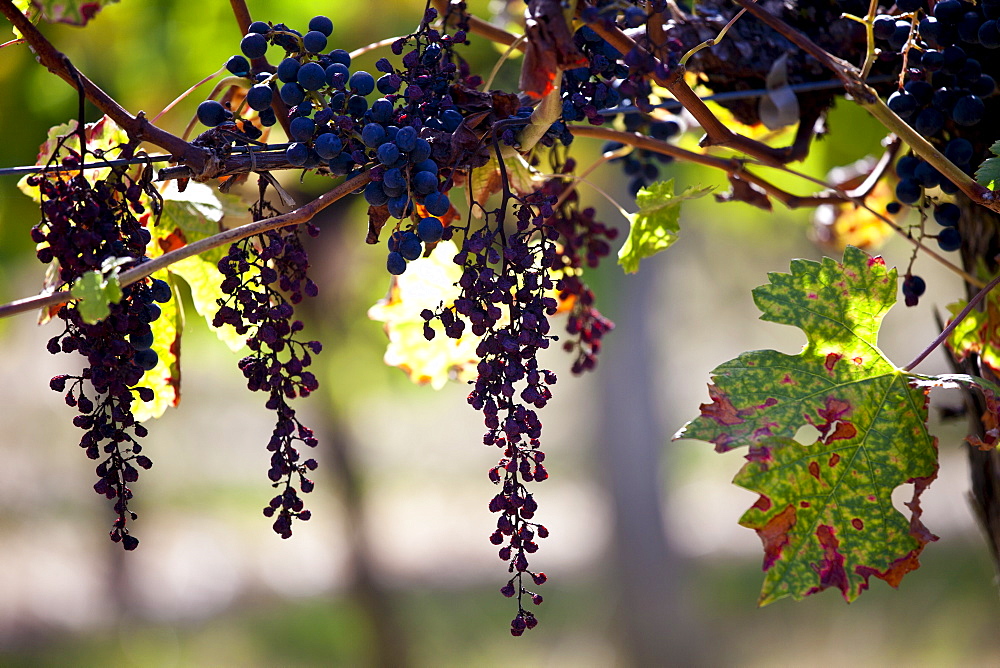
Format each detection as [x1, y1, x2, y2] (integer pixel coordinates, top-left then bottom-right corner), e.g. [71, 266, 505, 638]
[31, 0, 118, 26]
[675, 247, 1000, 605]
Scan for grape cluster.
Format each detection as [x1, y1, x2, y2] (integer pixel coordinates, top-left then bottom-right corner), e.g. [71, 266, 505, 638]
[875, 0, 1000, 257]
[214, 225, 322, 539]
[30, 157, 166, 549]
[540, 158, 618, 372]
[420, 192, 561, 635]
[603, 114, 681, 194]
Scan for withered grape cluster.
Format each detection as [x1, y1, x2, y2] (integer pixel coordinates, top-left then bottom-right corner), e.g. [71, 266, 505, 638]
[30, 155, 166, 550]
[214, 224, 322, 539]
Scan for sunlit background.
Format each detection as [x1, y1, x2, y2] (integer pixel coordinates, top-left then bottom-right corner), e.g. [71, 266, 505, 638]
[0, 1, 998, 665]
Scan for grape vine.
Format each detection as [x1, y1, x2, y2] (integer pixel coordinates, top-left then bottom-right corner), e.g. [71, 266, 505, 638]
[7, 0, 1000, 637]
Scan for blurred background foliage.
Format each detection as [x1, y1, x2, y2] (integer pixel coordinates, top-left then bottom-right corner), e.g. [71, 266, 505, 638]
[0, 0, 998, 666]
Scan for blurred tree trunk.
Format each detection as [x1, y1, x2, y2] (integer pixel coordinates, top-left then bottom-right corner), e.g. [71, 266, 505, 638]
[959, 202, 1000, 573]
[596, 264, 714, 666]
[300, 207, 409, 667]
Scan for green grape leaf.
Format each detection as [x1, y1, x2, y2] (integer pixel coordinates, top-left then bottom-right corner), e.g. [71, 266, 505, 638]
[674, 247, 1000, 606]
[152, 182, 249, 352]
[617, 179, 713, 273]
[975, 140, 1000, 190]
[30, 0, 119, 26]
[368, 240, 485, 389]
[132, 271, 181, 422]
[10, 0, 31, 38]
[70, 265, 123, 324]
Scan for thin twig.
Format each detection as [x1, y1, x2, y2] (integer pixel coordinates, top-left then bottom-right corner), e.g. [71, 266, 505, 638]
[151, 66, 228, 124]
[431, 0, 525, 50]
[228, 0, 253, 34]
[904, 272, 1000, 371]
[678, 8, 747, 67]
[0, 171, 372, 320]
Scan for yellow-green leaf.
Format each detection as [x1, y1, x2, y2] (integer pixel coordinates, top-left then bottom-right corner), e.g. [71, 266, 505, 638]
[153, 182, 249, 352]
[617, 179, 713, 273]
[18, 115, 130, 201]
[132, 271, 182, 421]
[368, 240, 486, 389]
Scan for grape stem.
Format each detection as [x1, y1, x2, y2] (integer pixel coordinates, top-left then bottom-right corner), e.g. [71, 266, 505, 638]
[903, 271, 1000, 372]
[0, 171, 372, 320]
[570, 126, 985, 287]
[677, 7, 747, 68]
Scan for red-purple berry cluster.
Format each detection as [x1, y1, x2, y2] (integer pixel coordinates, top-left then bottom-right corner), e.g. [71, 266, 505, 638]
[214, 226, 322, 538]
[31, 157, 163, 550]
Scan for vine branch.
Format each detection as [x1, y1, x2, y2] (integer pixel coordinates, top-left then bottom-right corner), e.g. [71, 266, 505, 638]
[0, 171, 372, 320]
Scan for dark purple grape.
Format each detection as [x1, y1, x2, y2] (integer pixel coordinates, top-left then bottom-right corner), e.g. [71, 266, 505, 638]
[886, 201, 902, 215]
[395, 126, 418, 153]
[417, 217, 444, 243]
[945, 138, 974, 164]
[980, 19, 1000, 47]
[371, 98, 394, 124]
[387, 194, 411, 219]
[399, 232, 423, 261]
[952, 94, 985, 126]
[150, 279, 172, 303]
[314, 133, 343, 160]
[895, 178, 923, 205]
[937, 226, 962, 251]
[129, 330, 154, 350]
[134, 348, 159, 371]
[280, 82, 305, 106]
[303, 30, 328, 54]
[277, 57, 300, 83]
[289, 117, 316, 142]
[286, 142, 310, 167]
[364, 181, 390, 206]
[226, 55, 251, 77]
[197, 100, 229, 127]
[325, 63, 350, 88]
[362, 123, 387, 148]
[309, 15, 334, 36]
[297, 62, 326, 91]
[387, 251, 407, 275]
[413, 170, 438, 195]
[349, 71, 375, 96]
[934, 202, 961, 226]
[424, 191, 451, 216]
[934, 0, 964, 22]
[240, 33, 268, 59]
[409, 139, 432, 164]
[377, 142, 400, 165]
[328, 48, 351, 67]
[347, 95, 368, 117]
[248, 20, 269, 34]
[902, 274, 926, 307]
[377, 74, 400, 95]
[887, 90, 917, 118]
[246, 84, 273, 111]
[383, 168, 406, 190]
